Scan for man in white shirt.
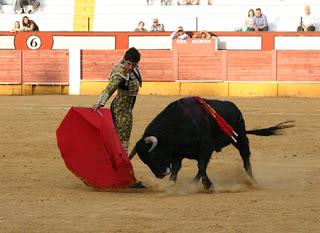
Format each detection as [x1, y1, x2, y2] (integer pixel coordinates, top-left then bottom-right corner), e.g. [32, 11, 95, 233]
[297, 5, 317, 31]
[150, 18, 165, 31]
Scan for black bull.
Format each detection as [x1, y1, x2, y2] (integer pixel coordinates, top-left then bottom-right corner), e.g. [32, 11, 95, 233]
[129, 97, 294, 192]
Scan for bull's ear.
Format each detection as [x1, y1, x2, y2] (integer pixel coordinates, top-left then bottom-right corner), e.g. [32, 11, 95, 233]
[144, 136, 158, 152]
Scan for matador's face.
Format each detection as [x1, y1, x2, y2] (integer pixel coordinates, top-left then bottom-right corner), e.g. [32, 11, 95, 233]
[124, 60, 138, 71]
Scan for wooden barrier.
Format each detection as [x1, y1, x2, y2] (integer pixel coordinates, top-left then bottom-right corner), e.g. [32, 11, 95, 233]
[0, 32, 319, 96]
[0, 50, 21, 83]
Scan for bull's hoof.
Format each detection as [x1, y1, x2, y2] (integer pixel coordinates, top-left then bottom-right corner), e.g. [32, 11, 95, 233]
[203, 183, 214, 193]
[168, 180, 176, 187]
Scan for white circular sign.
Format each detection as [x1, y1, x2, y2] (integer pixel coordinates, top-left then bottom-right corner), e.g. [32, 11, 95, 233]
[26, 35, 41, 50]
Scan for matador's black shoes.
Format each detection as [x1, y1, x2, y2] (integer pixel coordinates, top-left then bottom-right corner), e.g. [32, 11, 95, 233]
[130, 180, 146, 188]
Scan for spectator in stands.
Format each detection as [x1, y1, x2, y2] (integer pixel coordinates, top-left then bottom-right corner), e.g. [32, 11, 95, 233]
[11, 21, 22, 32]
[170, 26, 190, 39]
[160, 0, 170, 5]
[180, 0, 211, 5]
[14, 0, 40, 14]
[150, 18, 165, 31]
[134, 21, 147, 31]
[192, 0, 212, 5]
[192, 30, 212, 39]
[243, 9, 255, 31]
[22, 16, 39, 31]
[252, 8, 268, 31]
[297, 5, 316, 32]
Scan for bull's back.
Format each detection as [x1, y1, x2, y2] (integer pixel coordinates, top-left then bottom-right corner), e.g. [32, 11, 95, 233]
[143, 97, 244, 146]
[205, 99, 243, 127]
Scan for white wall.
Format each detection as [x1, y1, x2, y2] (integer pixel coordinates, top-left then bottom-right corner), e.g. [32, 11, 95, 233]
[94, 0, 320, 32]
[0, 0, 320, 32]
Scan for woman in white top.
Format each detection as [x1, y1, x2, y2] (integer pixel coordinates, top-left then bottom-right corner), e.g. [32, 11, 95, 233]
[243, 9, 255, 31]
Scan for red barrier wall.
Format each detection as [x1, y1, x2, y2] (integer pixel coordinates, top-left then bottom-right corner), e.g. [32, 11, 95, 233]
[178, 51, 225, 81]
[81, 50, 175, 81]
[1, 49, 320, 84]
[227, 51, 274, 81]
[81, 50, 125, 81]
[0, 51, 21, 83]
[277, 51, 320, 82]
[0, 50, 68, 84]
[22, 50, 69, 83]
[81, 50, 320, 82]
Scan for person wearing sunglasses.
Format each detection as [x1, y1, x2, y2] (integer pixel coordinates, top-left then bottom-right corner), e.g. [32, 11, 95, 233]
[150, 18, 165, 31]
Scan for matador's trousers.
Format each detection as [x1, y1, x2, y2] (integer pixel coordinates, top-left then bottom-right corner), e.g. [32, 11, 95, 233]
[110, 94, 136, 152]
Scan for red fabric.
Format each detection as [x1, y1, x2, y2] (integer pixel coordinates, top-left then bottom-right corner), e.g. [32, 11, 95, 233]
[56, 107, 136, 189]
[194, 96, 238, 142]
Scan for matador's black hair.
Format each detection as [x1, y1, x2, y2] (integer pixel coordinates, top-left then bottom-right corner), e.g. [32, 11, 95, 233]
[124, 47, 141, 63]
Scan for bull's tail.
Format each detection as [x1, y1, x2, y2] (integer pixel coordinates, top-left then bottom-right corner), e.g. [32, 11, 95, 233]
[246, 121, 295, 136]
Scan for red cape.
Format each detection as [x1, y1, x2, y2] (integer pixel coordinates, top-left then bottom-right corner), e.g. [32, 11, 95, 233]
[56, 107, 136, 189]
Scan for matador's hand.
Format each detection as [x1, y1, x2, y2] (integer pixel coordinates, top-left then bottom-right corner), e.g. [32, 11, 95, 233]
[92, 104, 101, 112]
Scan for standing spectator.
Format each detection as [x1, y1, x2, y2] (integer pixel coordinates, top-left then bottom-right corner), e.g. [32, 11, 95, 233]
[14, 0, 40, 14]
[297, 5, 316, 32]
[11, 21, 22, 32]
[150, 18, 165, 31]
[243, 9, 255, 31]
[192, 30, 211, 38]
[252, 8, 269, 31]
[134, 21, 147, 32]
[22, 16, 39, 31]
[170, 26, 190, 39]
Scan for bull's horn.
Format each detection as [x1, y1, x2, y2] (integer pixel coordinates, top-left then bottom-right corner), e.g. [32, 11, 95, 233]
[144, 136, 158, 152]
[128, 145, 137, 160]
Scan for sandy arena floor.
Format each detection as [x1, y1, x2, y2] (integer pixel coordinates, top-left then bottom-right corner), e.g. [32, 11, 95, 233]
[0, 95, 319, 233]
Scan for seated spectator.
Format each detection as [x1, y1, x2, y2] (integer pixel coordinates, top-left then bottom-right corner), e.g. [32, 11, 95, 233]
[150, 18, 165, 31]
[191, 0, 212, 5]
[297, 5, 316, 32]
[134, 21, 147, 32]
[252, 8, 268, 31]
[170, 26, 190, 40]
[22, 16, 39, 31]
[14, 0, 40, 14]
[0, 0, 12, 5]
[243, 9, 255, 31]
[180, 0, 211, 5]
[11, 21, 22, 32]
[160, 0, 170, 5]
[192, 30, 212, 39]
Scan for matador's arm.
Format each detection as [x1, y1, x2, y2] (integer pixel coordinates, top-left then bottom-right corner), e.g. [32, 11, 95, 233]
[96, 75, 123, 106]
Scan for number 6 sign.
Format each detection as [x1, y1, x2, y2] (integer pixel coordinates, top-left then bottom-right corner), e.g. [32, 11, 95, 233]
[14, 32, 54, 50]
[27, 35, 41, 50]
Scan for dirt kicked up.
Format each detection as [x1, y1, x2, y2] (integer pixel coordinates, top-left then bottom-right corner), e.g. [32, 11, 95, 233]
[0, 95, 319, 233]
